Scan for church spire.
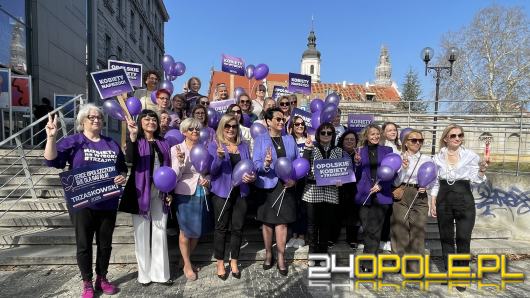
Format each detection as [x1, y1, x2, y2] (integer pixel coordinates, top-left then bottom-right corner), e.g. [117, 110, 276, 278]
[301, 17, 321, 83]
[375, 45, 392, 86]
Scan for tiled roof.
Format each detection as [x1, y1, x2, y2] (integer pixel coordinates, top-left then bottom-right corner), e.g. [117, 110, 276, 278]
[207, 71, 399, 101]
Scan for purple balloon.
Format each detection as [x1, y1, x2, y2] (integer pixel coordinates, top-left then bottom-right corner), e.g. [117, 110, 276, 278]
[275, 157, 293, 183]
[166, 74, 178, 81]
[126, 97, 142, 116]
[245, 64, 255, 79]
[151, 91, 157, 104]
[377, 165, 395, 182]
[250, 122, 267, 139]
[400, 128, 413, 143]
[325, 92, 340, 107]
[198, 128, 210, 145]
[292, 158, 310, 180]
[234, 87, 246, 99]
[174, 62, 186, 76]
[381, 153, 403, 172]
[190, 144, 211, 174]
[311, 113, 321, 130]
[319, 103, 338, 123]
[232, 159, 256, 187]
[103, 99, 125, 121]
[159, 80, 174, 95]
[307, 127, 316, 135]
[310, 98, 324, 113]
[162, 54, 175, 72]
[207, 108, 220, 129]
[153, 166, 177, 193]
[417, 162, 437, 188]
[254, 63, 269, 80]
[242, 113, 252, 128]
[164, 129, 185, 146]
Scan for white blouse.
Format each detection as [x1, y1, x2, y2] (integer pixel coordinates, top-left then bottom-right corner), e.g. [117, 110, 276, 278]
[430, 146, 487, 197]
[384, 140, 400, 154]
[394, 152, 434, 190]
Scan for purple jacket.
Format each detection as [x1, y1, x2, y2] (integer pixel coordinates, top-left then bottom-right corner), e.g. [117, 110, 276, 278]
[354, 145, 394, 205]
[253, 134, 298, 189]
[208, 141, 251, 198]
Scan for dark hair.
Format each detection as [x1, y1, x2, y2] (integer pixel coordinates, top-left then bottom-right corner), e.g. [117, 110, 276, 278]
[264, 107, 283, 122]
[41, 97, 51, 105]
[226, 104, 243, 124]
[338, 129, 359, 149]
[381, 121, 401, 150]
[191, 105, 208, 126]
[187, 77, 201, 90]
[172, 94, 187, 119]
[289, 115, 307, 139]
[137, 109, 161, 139]
[142, 70, 160, 84]
[257, 84, 266, 92]
[315, 122, 336, 145]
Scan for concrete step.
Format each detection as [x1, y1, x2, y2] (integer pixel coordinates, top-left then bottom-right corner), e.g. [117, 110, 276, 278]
[0, 198, 69, 211]
[0, 166, 63, 175]
[0, 157, 47, 166]
[0, 187, 64, 198]
[0, 149, 45, 157]
[0, 175, 62, 187]
[0, 211, 133, 227]
[1, 239, 529, 265]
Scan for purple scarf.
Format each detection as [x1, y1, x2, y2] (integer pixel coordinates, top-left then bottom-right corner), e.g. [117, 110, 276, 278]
[135, 138, 171, 216]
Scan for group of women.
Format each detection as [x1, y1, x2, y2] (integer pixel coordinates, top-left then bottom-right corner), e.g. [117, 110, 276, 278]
[44, 76, 488, 296]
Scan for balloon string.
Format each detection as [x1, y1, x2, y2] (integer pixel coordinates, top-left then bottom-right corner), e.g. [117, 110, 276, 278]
[362, 179, 380, 206]
[276, 191, 286, 217]
[271, 188, 286, 208]
[217, 187, 232, 222]
[202, 185, 209, 212]
[403, 191, 420, 221]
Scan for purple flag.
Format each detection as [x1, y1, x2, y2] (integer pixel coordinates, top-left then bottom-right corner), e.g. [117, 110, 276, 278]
[313, 158, 356, 186]
[108, 59, 143, 88]
[221, 54, 245, 76]
[271, 85, 291, 100]
[288, 72, 311, 94]
[210, 98, 236, 114]
[347, 114, 374, 133]
[91, 68, 133, 99]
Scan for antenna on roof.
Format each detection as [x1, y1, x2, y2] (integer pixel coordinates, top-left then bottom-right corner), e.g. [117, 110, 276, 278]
[311, 14, 314, 31]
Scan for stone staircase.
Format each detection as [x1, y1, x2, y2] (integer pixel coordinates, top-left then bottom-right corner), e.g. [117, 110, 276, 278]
[1, 149, 529, 265]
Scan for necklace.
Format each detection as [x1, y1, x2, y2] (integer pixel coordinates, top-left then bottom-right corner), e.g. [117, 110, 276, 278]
[271, 136, 282, 150]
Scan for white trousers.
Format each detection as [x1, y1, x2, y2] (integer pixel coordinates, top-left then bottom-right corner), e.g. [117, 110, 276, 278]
[132, 192, 169, 283]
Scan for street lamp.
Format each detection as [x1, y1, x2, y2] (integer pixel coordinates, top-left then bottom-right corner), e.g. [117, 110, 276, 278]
[421, 46, 458, 155]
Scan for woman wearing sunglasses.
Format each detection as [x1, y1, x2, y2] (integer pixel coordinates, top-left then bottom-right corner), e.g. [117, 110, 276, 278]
[171, 118, 212, 281]
[277, 96, 292, 121]
[226, 104, 252, 147]
[354, 124, 394, 270]
[431, 124, 487, 271]
[390, 129, 433, 271]
[120, 110, 173, 287]
[253, 107, 299, 276]
[302, 123, 344, 259]
[237, 93, 258, 127]
[208, 114, 256, 280]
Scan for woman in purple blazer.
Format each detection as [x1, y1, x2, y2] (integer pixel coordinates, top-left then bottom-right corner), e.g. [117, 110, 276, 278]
[354, 124, 394, 267]
[253, 108, 298, 276]
[208, 114, 255, 280]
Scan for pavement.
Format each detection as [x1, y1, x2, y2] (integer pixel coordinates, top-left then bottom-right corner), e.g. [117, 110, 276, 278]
[0, 258, 528, 297]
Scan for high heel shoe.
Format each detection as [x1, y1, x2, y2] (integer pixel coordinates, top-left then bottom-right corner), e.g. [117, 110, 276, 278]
[231, 271, 241, 279]
[262, 254, 274, 270]
[217, 271, 229, 281]
[277, 263, 288, 276]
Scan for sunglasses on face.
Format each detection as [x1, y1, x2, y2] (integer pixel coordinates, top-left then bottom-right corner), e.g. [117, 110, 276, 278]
[257, 89, 265, 93]
[408, 138, 424, 144]
[200, 101, 209, 106]
[449, 133, 464, 139]
[273, 117, 285, 123]
[87, 115, 103, 121]
[294, 122, 305, 127]
[224, 124, 238, 130]
[290, 101, 297, 105]
[320, 131, 333, 136]
[279, 102, 289, 107]
[230, 109, 242, 114]
[240, 100, 250, 104]
[187, 127, 200, 132]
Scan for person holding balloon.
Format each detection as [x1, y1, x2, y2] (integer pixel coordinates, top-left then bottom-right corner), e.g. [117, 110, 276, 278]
[354, 124, 394, 267]
[390, 129, 434, 271]
[302, 123, 344, 257]
[430, 124, 488, 270]
[171, 117, 212, 281]
[135, 70, 160, 111]
[253, 107, 299, 276]
[44, 104, 128, 297]
[118, 109, 174, 286]
[208, 114, 256, 280]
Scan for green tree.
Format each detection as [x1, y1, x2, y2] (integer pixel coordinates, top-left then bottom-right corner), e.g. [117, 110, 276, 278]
[398, 67, 427, 112]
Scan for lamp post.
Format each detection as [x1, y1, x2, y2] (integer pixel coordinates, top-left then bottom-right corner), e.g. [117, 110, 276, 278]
[421, 46, 458, 155]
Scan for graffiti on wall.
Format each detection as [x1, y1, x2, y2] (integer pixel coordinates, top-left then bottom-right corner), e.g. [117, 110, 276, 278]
[475, 181, 530, 221]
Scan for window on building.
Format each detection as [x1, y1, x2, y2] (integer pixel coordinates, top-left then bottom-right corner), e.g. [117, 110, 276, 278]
[105, 34, 111, 60]
[139, 24, 144, 52]
[366, 93, 375, 101]
[116, 0, 123, 23]
[0, 1, 28, 73]
[117, 46, 123, 60]
[310, 65, 314, 74]
[129, 11, 136, 42]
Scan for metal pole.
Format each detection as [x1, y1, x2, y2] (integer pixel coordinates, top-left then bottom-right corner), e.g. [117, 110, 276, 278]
[432, 71, 441, 156]
[516, 107, 523, 176]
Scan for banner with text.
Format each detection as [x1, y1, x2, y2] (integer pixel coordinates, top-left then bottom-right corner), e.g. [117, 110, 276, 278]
[291, 107, 312, 129]
[288, 72, 311, 94]
[108, 59, 143, 88]
[91, 68, 133, 99]
[221, 54, 245, 76]
[271, 85, 291, 100]
[313, 157, 356, 186]
[210, 98, 236, 114]
[59, 163, 122, 210]
[347, 114, 374, 133]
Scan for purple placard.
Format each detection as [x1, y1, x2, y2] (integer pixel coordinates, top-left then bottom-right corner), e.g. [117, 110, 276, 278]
[291, 107, 312, 129]
[347, 114, 374, 133]
[210, 98, 236, 114]
[314, 158, 356, 186]
[288, 72, 311, 94]
[221, 54, 245, 76]
[271, 85, 291, 100]
[90, 68, 133, 99]
[108, 59, 143, 88]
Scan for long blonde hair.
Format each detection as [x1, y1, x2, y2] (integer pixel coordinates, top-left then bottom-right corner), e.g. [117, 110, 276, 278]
[401, 129, 423, 152]
[359, 124, 381, 147]
[438, 124, 465, 149]
[215, 114, 241, 145]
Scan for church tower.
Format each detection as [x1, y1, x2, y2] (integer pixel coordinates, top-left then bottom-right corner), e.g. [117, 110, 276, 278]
[301, 19, 321, 83]
[374, 45, 392, 86]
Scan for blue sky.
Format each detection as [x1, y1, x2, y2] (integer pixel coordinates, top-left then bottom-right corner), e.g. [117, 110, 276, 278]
[164, 0, 528, 98]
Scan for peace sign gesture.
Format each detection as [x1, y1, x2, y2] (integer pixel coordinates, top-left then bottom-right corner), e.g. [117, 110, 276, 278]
[305, 135, 314, 148]
[264, 146, 273, 168]
[45, 113, 58, 138]
[216, 140, 225, 158]
[175, 145, 185, 164]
